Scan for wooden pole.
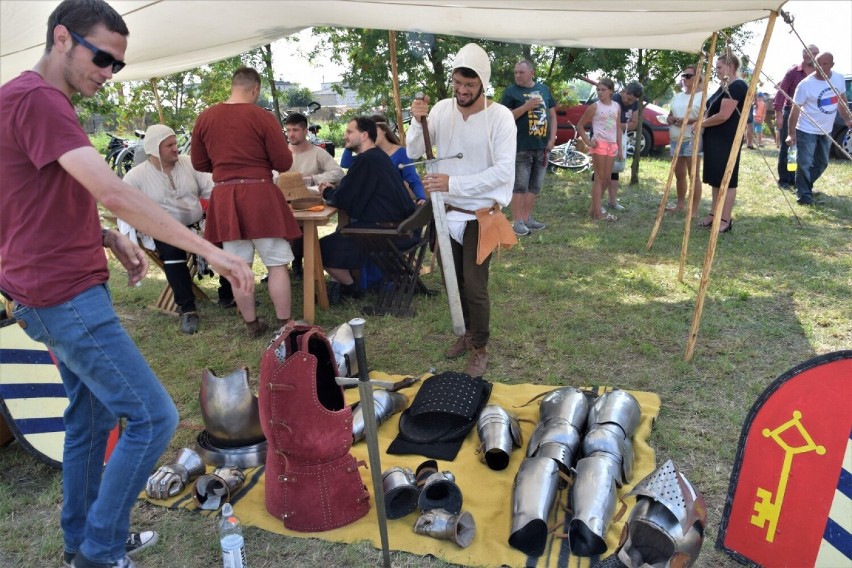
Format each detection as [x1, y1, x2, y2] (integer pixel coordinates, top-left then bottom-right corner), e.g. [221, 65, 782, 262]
[679, 34, 717, 281]
[388, 31, 406, 146]
[684, 13, 776, 361]
[647, 50, 706, 249]
[149, 78, 165, 124]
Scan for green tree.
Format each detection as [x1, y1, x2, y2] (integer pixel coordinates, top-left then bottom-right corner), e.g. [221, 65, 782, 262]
[282, 87, 315, 109]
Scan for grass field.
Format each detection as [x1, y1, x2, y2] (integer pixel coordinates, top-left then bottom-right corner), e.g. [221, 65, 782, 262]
[1, 146, 850, 567]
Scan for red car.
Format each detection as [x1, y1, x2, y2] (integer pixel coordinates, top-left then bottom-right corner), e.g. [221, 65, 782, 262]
[554, 79, 670, 156]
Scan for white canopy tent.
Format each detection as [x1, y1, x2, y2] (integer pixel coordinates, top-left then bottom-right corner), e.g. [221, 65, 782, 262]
[2, 0, 786, 85]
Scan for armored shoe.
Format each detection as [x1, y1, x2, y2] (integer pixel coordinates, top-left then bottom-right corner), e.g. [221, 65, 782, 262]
[179, 311, 199, 335]
[446, 333, 472, 359]
[246, 317, 269, 338]
[464, 346, 488, 377]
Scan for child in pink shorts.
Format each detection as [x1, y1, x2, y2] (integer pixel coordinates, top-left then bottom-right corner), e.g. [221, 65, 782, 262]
[577, 78, 623, 221]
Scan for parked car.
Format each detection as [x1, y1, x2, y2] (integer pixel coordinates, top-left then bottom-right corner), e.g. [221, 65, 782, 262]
[554, 78, 670, 156]
[830, 74, 852, 160]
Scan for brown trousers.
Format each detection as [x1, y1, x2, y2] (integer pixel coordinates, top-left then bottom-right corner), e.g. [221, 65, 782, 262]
[450, 219, 492, 348]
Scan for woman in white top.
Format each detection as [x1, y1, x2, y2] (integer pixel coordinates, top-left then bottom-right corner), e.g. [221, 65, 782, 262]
[665, 65, 703, 216]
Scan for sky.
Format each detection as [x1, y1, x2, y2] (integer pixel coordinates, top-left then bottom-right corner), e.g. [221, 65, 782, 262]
[271, 1, 852, 94]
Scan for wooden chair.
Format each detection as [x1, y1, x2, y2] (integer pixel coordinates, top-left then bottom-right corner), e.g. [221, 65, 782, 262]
[143, 249, 210, 315]
[339, 202, 434, 317]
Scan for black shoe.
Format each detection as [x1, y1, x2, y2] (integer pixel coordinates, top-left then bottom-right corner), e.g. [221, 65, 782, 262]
[217, 297, 236, 309]
[327, 281, 341, 305]
[179, 311, 199, 334]
[291, 261, 303, 280]
[125, 531, 158, 557]
[796, 198, 814, 206]
[340, 282, 364, 299]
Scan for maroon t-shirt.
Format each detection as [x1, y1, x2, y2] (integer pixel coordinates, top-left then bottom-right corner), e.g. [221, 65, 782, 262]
[0, 71, 107, 307]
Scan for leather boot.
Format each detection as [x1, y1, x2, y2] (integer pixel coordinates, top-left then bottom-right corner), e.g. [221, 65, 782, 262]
[246, 317, 269, 338]
[464, 346, 488, 377]
[445, 332, 472, 359]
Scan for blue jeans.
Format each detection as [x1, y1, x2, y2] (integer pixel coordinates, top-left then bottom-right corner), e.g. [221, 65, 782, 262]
[795, 129, 831, 202]
[513, 149, 547, 195]
[777, 107, 795, 186]
[12, 284, 178, 564]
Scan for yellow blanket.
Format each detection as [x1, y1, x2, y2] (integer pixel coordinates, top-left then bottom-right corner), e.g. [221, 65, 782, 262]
[146, 374, 660, 568]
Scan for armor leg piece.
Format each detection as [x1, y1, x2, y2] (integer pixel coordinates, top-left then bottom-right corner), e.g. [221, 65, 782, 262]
[508, 456, 560, 557]
[569, 454, 620, 556]
[352, 390, 408, 443]
[477, 404, 522, 471]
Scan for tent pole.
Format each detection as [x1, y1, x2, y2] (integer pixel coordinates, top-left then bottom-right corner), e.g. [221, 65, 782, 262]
[149, 78, 165, 124]
[685, 13, 776, 361]
[678, 34, 717, 281]
[647, 50, 706, 249]
[388, 31, 406, 146]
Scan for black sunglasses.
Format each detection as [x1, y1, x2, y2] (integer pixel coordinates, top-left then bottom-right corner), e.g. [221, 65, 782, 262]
[67, 29, 125, 74]
[681, 73, 695, 79]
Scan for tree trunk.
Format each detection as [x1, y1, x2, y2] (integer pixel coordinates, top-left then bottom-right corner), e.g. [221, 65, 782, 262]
[262, 44, 283, 127]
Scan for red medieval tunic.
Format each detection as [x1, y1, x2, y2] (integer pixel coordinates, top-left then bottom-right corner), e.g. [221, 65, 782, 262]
[191, 103, 301, 244]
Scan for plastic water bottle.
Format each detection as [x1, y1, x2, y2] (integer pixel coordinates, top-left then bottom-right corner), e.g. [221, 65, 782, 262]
[219, 503, 247, 568]
[787, 145, 797, 172]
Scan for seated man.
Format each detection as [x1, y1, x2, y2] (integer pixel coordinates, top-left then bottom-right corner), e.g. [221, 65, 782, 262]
[122, 124, 234, 334]
[320, 116, 415, 301]
[284, 112, 345, 279]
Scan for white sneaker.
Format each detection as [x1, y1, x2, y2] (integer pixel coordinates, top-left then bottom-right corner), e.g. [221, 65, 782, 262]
[609, 202, 626, 211]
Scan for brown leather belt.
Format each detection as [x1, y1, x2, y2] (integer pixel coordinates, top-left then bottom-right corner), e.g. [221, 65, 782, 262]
[214, 178, 270, 186]
[446, 204, 498, 215]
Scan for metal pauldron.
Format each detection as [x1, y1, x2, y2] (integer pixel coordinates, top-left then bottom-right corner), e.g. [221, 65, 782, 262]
[199, 367, 265, 447]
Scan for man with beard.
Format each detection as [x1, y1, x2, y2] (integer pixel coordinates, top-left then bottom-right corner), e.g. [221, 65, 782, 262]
[406, 43, 517, 377]
[318, 116, 415, 302]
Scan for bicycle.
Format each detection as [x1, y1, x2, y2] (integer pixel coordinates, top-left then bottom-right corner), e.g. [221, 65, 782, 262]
[112, 129, 145, 178]
[548, 121, 591, 173]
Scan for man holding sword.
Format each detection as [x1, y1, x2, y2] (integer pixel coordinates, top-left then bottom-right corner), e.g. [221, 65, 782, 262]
[500, 59, 558, 236]
[406, 43, 516, 377]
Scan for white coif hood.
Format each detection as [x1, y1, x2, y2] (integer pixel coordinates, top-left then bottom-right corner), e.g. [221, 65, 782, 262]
[452, 43, 491, 89]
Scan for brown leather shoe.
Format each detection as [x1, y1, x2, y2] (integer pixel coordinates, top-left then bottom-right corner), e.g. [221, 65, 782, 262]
[464, 346, 488, 377]
[445, 332, 472, 359]
[246, 317, 269, 338]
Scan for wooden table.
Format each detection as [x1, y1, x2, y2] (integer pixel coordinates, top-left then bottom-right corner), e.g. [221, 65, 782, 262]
[293, 206, 337, 324]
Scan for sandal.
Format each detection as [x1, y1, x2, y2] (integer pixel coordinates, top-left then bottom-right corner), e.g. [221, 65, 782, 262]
[594, 213, 617, 222]
[719, 218, 733, 233]
[698, 213, 714, 228]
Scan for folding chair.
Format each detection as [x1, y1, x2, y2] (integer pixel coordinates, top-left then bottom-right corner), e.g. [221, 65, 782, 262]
[339, 201, 434, 317]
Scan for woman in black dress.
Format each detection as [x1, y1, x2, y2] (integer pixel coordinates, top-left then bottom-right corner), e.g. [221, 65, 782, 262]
[699, 53, 748, 233]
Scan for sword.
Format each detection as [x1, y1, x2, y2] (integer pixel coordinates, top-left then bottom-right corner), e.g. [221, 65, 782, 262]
[415, 92, 466, 337]
[349, 318, 392, 568]
[399, 153, 463, 169]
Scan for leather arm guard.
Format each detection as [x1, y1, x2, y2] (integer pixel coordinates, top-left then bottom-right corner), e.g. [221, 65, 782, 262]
[145, 447, 205, 500]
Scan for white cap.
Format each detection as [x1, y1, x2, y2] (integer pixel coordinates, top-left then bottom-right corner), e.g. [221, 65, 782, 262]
[452, 43, 491, 88]
[143, 124, 176, 157]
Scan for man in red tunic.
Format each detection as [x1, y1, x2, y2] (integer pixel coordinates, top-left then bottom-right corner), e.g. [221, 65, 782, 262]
[192, 68, 301, 337]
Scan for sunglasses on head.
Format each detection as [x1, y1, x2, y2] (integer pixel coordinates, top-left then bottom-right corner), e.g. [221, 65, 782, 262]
[67, 29, 125, 74]
[681, 73, 695, 79]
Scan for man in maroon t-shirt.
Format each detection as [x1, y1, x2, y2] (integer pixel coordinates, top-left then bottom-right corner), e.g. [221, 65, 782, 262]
[0, 2, 253, 567]
[774, 44, 819, 188]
